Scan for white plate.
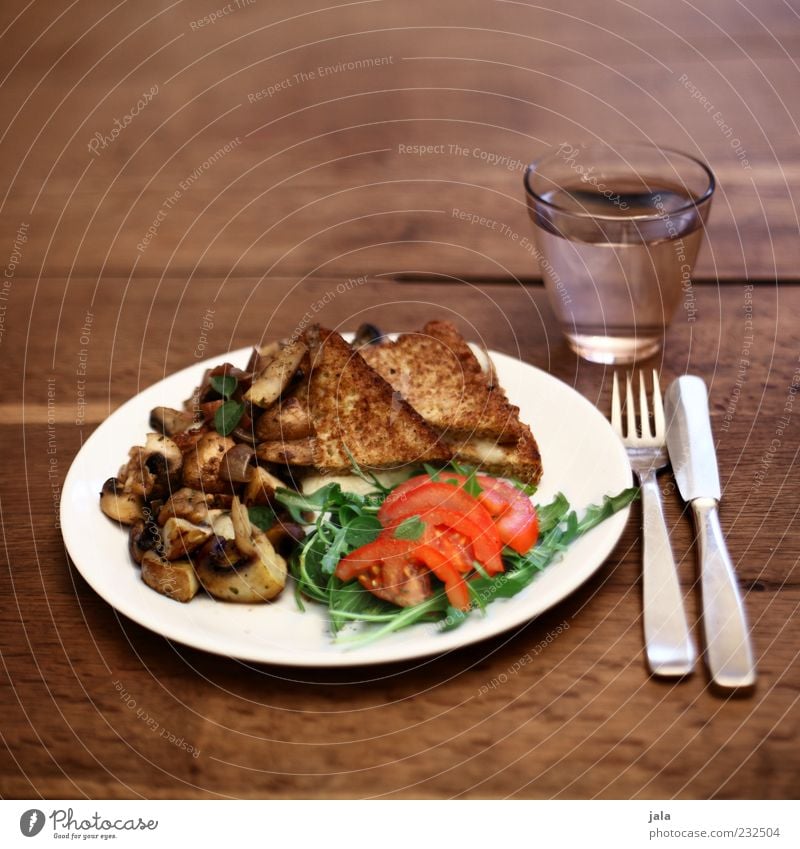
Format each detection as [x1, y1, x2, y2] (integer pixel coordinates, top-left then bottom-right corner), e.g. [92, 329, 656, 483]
[61, 346, 632, 667]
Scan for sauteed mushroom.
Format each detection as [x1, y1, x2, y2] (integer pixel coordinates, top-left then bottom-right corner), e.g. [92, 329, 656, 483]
[118, 433, 183, 498]
[242, 466, 287, 505]
[220, 443, 256, 484]
[100, 478, 144, 525]
[256, 438, 314, 466]
[160, 517, 212, 560]
[254, 396, 312, 441]
[150, 406, 196, 436]
[194, 497, 287, 603]
[244, 340, 306, 408]
[141, 551, 200, 603]
[128, 517, 162, 564]
[182, 432, 236, 493]
[158, 487, 231, 525]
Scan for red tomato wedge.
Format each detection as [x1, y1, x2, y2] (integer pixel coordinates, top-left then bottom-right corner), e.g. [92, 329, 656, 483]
[335, 536, 407, 582]
[335, 536, 470, 610]
[379, 480, 490, 524]
[379, 483, 504, 574]
[398, 473, 539, 555]
[413, 543, 470, 611]
[445, 474, 539, 554]
[420, 507, 504, 574]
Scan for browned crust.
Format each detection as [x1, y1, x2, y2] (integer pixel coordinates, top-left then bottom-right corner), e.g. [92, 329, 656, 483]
[300, 325, 451, 472]
[361, 320, 542, 483]
[361, 320, 521, 442]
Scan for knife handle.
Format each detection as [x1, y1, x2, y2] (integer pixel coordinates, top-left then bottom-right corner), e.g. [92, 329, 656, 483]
[691, 497, 757, 689]
[639, 470, 696, 676]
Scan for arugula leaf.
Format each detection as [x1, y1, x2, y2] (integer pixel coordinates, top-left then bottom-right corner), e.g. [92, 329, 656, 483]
[575, 487, 639, 534]
[214, 400, 245, 436]
[508, 478, 539, 497]
[423, 463, 443, 481]
[343, 444, 395, 494]
[248, 505, 276, 532]
[346, 514, 383, 548]
[334, 589, 449, 647]
[209, 374, 238, 399]
[320, 526, 353, 575]
[275, 483, 343, 522]
[438, 461, 483, 496]
[289, 533, 336, 605]
[536, 492, 570, 534]
[328, 578, 399, 634]
[320, 514, 382, 575]
[393, 515, 425, 540]
[438, 605, 469, 632]
[284, 470, 638, 649]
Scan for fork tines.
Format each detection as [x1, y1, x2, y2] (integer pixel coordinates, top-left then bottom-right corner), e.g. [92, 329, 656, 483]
[611, 370, 665, 445]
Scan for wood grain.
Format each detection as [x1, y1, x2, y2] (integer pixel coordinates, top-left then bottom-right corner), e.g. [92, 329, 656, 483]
[1, 276, 798, 799]
[2, 0, 799, 802]
[0, 0, 798, 281]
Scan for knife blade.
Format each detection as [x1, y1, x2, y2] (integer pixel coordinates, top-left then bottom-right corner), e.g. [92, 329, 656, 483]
[665, 376, 756, 689]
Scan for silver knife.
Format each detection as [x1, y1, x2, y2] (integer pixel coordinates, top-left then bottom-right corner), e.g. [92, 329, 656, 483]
[665, 376, 756, 689]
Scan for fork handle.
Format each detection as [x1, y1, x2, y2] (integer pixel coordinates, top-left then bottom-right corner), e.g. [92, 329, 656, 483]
[691, 497, 756, 689]
[639, 470, 696, 676]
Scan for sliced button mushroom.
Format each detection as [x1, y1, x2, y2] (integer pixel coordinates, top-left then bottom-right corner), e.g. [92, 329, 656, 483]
[245, 340, 282, 374]
[194, 497, 287, 603]
[149, 406, 197, 436]
[242, 465, 287, 505]
[118, 433, 183, 498]
[205, 509, 235, 540]
[160, 517, 212, 560]
[265, 520, 306, 555]
[128, 518, 163, 564]
[254, 396, 312, 441]
[244, 340, 306, 408]
[143, 432, 183, 473]
[100, 478, 144, 525]
[181, 432, 236, 493]
[141, 551, 200, 603]
[256, 438, 314, 466]
[171, 426, 208, 454]
[143, 432, 183, 496]
[220, 443, 256, 484]
[118, 446, 156, 497]
[158, 487, 232, 525]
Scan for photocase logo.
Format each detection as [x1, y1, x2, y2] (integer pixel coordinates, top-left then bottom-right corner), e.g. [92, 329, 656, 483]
[19, 809, 45, 837]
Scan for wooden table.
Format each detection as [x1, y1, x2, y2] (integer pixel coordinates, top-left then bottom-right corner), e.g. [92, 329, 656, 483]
[1, 0, 798, 800]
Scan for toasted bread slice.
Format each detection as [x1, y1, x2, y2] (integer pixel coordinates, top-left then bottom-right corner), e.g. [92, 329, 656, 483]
[300, 325, 450, 472]
[361, 321, 542, 483]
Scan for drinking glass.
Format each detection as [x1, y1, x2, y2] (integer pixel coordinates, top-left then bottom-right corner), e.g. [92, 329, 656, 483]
[523, 141, 714, 363]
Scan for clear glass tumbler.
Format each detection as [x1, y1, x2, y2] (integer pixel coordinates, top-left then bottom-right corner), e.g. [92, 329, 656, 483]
[523, 142, 714, 364]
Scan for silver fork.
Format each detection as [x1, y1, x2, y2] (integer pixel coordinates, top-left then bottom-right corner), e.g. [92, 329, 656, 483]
[612, 371, 696, 677]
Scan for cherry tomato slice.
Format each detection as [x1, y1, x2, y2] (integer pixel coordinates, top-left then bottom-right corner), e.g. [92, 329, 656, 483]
[379, 480, 490, 524]
[379, 482, 503, 572]
[416, 543, 470, 611]
[336, 535, 471, 611]
[437, 473, 539, 554]
[335, 536, 411, 583]
[419, 507, 504, 574]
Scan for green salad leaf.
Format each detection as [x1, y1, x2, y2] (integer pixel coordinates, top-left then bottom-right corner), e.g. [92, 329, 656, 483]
[209, 374, 238, 399]
[275, 463, 638, 649]
[248, 504, 276, 532]
[393, 515, 426, 541]
[214, 400, 245, 436]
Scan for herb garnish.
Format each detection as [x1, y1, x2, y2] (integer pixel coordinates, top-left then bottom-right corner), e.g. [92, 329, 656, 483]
[275, 464, 638, 648]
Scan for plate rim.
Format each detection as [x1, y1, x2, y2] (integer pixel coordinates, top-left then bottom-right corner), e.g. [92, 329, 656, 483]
[60, 344, 632, 667]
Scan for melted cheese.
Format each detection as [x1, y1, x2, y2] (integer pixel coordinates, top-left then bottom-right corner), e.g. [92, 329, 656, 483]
[301, 469, 415, 496]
